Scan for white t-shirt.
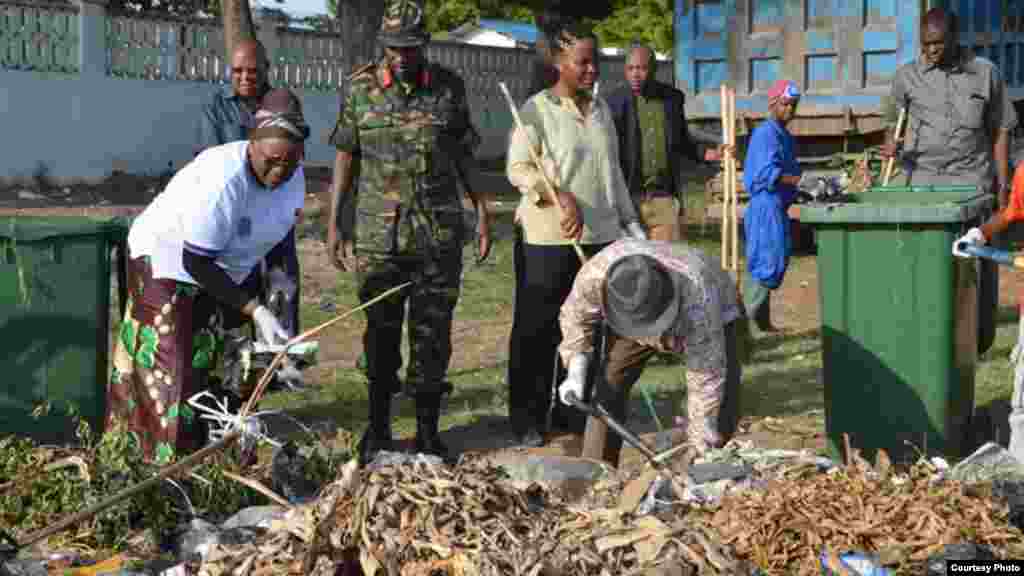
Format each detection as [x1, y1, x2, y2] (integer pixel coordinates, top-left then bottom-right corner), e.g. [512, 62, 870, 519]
[128, 141, 305, 285]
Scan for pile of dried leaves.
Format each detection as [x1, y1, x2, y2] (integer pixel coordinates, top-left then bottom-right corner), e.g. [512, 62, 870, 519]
[198, 454, 750, 576]
[691, 451, 1024, 575]
[197, 446, 1024, 576]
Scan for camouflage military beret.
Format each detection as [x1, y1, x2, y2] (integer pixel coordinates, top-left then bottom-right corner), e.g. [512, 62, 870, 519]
[378, 0, 430, 48]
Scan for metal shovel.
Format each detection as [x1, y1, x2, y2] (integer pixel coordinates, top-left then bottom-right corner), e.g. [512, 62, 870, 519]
[563, 392, 695, 496]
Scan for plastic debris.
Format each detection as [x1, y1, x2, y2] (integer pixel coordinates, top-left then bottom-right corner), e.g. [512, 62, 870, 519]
[948, 442, 1024, 484]
[819, 551, 892, 576]
[270, 442, 321, 504]
[925, 543, 997, 575]
[221, 506, 287, 531]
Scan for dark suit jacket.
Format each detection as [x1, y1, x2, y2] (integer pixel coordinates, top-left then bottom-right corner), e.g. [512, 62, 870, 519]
[606, 81, 712, 201]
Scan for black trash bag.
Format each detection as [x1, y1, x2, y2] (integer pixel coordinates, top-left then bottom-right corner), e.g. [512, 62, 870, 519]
[0, 560, 46, 576]
[992, 480, 1024, 531]
[925, 543, 997, 575]
[271, 442, 320, 504]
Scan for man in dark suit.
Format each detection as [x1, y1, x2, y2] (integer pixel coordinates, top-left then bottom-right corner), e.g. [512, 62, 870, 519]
[606, 42, 729, 241]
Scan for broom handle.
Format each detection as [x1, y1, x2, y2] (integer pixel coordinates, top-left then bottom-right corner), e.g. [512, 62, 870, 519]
[883, 106, 906, 185]
[499, 82, 586, 263]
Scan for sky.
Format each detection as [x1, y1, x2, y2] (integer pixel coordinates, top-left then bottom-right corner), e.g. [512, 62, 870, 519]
[259, 0, 329, 18]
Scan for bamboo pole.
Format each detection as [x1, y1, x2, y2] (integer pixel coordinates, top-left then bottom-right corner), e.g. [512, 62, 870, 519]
[720, 85, 730, 267]
[498, 82, 586, 263]
[729, 87, 739, 280]
[883, 106, 906, 185]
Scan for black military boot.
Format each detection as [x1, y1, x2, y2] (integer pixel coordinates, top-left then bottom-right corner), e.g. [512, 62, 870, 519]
[357, 381, 393, 466]
[414, 391, 450, 461]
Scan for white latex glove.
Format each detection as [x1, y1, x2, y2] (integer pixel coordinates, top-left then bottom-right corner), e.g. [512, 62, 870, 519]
[558, 353, 590, 405]
[952, 227, 986, 258]
[627, 221, 648, 241]
[253, 305, 290, 345]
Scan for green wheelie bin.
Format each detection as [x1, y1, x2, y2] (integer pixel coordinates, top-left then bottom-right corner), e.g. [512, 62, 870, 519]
[0, 215, 130, 444]
[800, 186, 991, 464]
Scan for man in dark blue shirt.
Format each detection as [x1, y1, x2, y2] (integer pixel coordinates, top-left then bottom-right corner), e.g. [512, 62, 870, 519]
[196, 38, 302, 354]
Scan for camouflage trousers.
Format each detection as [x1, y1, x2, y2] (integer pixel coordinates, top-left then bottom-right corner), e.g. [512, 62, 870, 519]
[357, 243, 464, 397]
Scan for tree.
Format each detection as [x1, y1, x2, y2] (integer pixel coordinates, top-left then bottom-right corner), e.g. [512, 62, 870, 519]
[220, 0, 256, 59]
[106, 0, 220, 17]
[591, 0, 673, 55]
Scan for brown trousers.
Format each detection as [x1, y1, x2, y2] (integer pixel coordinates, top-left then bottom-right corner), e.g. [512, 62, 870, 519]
[580, 321, 742, 467]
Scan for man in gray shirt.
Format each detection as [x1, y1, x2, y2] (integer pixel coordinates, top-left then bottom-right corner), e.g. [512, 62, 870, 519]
[881, 8, 1015, 205]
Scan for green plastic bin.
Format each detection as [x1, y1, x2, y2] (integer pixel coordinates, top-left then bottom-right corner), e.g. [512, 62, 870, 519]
[800, 188, 993, 463]
[0, 216, 130, 444]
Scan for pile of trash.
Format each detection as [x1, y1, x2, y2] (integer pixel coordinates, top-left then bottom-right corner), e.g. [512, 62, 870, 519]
[188, 441, 1024, 576]
[686, 444, 1024, 574]
[195, 452, 752, 575]
[4, 429, 1024, 576]
[793, 175, 858, 205]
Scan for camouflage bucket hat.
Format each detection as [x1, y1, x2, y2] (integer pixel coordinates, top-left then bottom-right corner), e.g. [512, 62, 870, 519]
[378, 0, 430, 47]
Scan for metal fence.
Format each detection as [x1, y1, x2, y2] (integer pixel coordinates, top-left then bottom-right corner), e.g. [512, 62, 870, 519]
[0, 1, 78, 73]
[2, 0, 673, 94]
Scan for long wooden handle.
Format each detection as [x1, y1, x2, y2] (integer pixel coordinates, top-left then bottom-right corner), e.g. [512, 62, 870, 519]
[17, 430, 241, 549]
[729, 87, 739, 279]
[498, 82, 586, 263]
[241, 281, 412, 416]
[720, 86, 730, 267]
[883, 107, 906, 186]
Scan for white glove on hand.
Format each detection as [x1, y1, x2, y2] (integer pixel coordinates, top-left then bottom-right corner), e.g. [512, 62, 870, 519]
[952, 227, 986, 258]
[253, 305, 291, 345]
[627, 222, 648, 241]
[558, 354, 590, 405]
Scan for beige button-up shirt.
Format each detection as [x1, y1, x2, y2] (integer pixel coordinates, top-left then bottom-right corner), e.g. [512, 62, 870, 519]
[506, 90, 640, 245]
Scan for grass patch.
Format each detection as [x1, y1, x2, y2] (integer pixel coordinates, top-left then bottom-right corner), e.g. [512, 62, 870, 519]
[263, 178, 1019, 461]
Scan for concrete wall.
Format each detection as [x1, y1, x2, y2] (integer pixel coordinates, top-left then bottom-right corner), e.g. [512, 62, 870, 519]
[0, 0, 673, 184]
[0, 70, 340, 182]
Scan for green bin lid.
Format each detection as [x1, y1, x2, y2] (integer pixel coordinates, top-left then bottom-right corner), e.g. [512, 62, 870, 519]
[799, 188, 995, 224]
[0, 215, 132, 243]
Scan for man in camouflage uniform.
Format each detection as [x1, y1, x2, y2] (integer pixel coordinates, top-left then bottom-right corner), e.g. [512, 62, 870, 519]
[326, 0, 491, 465]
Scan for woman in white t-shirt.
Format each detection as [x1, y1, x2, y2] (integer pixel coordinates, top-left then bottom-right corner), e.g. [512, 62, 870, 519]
[108, 89, 308, 464]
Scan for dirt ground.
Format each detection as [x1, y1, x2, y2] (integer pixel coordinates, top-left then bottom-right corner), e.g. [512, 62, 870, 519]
[7, 170, 1021, 472]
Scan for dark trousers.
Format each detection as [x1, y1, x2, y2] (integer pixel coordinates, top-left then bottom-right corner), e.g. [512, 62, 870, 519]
[506, 230, 609, 436]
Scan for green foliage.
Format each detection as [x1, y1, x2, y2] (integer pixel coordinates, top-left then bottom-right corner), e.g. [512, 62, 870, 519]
[0, 405, 350, 552]
[325, 0, 534, 34]
[591, 0, 673, 55]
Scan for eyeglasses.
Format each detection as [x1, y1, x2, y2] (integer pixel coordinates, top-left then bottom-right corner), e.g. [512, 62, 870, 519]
[259, 145, 303, 169]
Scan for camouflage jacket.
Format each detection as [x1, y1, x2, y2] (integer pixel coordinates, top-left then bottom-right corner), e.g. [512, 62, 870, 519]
[329, 59, 480, 258]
